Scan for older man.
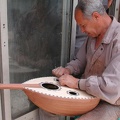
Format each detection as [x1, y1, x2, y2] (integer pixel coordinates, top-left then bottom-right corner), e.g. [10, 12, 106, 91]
[52, 0, 120, 120]
[74, 0, 113, 57]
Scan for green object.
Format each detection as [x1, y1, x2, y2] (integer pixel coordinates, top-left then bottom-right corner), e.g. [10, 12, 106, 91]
[74, 116, 80, 119]
[118, 118, 120, 120]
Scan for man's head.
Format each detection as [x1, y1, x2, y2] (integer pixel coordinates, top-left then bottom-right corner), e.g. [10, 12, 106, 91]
[75, 0, 108, 37]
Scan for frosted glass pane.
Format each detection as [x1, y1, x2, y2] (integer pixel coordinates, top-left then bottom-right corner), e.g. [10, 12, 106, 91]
[7, 0, 63, 118]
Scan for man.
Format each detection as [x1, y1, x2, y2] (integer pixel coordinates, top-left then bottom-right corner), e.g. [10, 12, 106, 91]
[74, 0, 113, 57]
[52, 0, 120, 120]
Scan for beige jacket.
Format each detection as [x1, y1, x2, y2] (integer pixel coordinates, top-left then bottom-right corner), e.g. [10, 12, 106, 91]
[66, 17, 120, 105]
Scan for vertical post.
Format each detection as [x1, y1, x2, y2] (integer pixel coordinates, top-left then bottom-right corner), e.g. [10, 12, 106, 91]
[0, 0, 12, 119]
[114, 0, 120, 20]
[61, 0, 72, 66]
[70, 0, 78, 60]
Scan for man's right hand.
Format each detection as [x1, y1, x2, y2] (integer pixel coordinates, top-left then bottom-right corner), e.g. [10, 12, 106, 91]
[52, 66, 71, 77]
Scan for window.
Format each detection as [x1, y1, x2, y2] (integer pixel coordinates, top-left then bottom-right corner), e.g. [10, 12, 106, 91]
[0, 0, 72, 119]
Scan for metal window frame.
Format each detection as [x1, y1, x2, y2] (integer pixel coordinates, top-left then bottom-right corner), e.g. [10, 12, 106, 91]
[0, 0, 11, 120]
[61, 0, 73, 66]
[0, 0, 73, 120]
[70, 0, 78, 60]
[114, 0, 120, 21]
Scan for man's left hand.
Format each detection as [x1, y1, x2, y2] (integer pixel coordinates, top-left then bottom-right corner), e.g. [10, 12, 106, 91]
[58, 74, 79, 89]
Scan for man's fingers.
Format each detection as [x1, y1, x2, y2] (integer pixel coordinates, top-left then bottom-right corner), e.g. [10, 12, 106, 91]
[52, 67, 65, 77]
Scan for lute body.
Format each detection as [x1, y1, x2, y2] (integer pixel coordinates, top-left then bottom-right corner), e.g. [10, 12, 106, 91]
[0, 76, 100, 116]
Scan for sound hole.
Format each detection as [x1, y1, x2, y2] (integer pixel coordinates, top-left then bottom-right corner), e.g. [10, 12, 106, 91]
[67, 90, 79, 96]
[69, 91, 77, 95]
[42, 83, 59, 90]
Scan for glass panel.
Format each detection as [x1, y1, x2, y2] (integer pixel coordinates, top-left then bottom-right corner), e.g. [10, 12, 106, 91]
[7, 0, 63, 119]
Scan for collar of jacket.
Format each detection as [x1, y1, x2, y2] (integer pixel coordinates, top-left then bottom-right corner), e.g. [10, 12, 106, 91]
[102, 16, 119, 44]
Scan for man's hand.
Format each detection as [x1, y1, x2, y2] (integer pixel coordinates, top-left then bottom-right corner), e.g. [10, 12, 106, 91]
[58, 74, 79, 89]
[52, 66, 71, 77]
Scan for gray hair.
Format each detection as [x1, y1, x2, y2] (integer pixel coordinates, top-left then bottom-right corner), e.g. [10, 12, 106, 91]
[76, 0, 106, 18]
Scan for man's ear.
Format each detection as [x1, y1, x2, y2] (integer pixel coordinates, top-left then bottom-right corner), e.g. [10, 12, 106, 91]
[92, 12, 100, 20]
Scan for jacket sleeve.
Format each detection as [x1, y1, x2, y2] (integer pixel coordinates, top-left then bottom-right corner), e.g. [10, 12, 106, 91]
[65, 39, 88, 75]
[79, 43, 120, 105]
